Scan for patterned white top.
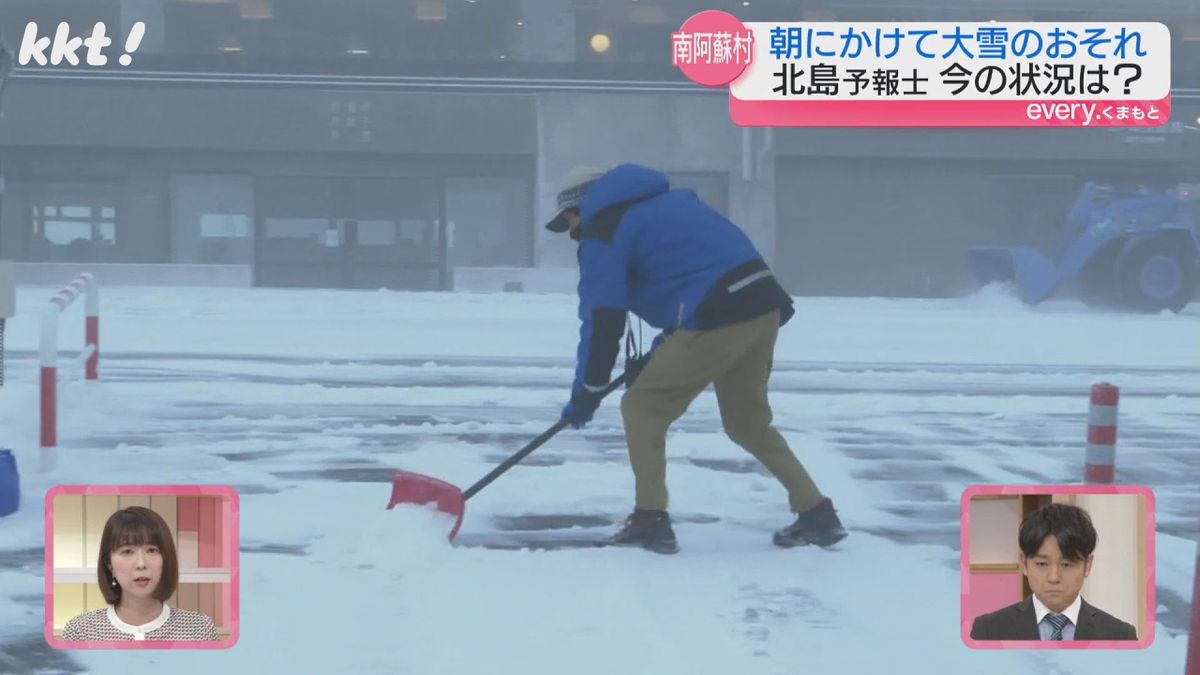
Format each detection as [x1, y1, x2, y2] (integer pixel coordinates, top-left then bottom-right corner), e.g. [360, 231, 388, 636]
[61, 605, 219, 641]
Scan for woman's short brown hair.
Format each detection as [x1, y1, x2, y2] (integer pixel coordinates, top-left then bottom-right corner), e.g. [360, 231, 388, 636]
[97, 506, 179, 604]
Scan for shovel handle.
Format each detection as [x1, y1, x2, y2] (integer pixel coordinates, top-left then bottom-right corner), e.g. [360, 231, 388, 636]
[461, 372, 627, 502]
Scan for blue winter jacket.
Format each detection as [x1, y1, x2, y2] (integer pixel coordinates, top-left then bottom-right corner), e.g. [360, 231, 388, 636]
[570, 163, 794, 396]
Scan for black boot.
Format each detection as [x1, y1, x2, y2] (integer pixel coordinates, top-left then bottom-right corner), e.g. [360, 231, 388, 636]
[773, 498, 847, 549]
[603, 508, 679, 554]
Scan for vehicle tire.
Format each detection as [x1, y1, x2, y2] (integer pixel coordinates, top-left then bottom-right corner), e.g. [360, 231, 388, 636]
[1118, 236, 1199, 313]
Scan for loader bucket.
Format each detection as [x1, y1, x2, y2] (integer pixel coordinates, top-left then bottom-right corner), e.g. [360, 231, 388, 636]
[388, 471, 466, 541]
[967, 245, 1062, 305]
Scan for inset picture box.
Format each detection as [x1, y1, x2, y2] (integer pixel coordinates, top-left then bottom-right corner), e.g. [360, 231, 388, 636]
[961, 485, 1153, 650]
[45, 485, 239, 649]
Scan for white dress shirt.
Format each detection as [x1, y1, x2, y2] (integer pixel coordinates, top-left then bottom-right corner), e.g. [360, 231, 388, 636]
[1032, 592, 1081, 640]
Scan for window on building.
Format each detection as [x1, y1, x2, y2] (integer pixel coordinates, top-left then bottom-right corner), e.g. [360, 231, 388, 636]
[27, 187, 120, 262]
[0, 1, 120, 49]
[445, 177, 533, 269]
[170, 174, 255, 264]
[161, 0, 521, 64]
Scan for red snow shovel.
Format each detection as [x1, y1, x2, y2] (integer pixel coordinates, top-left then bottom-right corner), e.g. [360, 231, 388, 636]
[388, 373, 627, 540]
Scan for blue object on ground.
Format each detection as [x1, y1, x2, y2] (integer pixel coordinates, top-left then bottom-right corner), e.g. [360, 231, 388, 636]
[0, 449, 19, 517]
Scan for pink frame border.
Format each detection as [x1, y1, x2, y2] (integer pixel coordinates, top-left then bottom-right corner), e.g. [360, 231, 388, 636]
[960, 485, 1155, 650]
[43, 485, 240, 650]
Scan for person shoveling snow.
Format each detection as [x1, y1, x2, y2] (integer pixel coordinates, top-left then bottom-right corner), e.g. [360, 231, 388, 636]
[545, 163, 847, 554]
[390, 164, 847, 555]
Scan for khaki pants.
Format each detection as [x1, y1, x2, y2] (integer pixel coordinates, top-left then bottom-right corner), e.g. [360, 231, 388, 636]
[619, 310, 824, 513]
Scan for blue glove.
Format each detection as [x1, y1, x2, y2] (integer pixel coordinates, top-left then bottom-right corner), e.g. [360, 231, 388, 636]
[560, 402, 595, 429]
[561, 389, 602, 429]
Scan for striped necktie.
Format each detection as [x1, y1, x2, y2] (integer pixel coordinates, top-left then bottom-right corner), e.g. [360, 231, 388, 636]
[1044, 612, 1070, 640]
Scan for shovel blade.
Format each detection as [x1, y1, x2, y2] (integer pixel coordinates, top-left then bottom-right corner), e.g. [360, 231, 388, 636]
[388, 471, 466, 541]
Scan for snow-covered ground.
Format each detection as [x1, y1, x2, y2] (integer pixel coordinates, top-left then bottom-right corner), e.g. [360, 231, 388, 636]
[0, 285, 1197, 675]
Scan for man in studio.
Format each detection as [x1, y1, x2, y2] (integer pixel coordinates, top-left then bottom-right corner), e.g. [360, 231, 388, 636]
[971, 503, 1138, 641]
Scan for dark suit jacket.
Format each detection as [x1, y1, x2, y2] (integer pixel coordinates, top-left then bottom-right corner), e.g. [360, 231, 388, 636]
[970, 596, 1138, 641]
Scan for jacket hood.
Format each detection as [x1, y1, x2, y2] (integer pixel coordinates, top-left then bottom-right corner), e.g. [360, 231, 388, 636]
[579, 164, 670, 224]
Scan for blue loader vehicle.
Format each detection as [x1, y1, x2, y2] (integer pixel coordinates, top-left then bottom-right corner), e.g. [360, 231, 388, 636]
[967, 182, 1200, 313]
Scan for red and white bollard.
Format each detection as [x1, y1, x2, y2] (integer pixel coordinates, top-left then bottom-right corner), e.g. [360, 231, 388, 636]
[1085, 382, 1118, 484]
[40, 273, 99, 453]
